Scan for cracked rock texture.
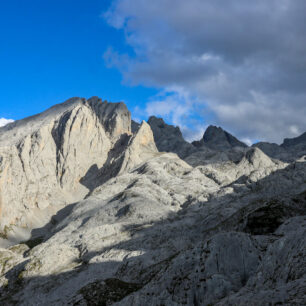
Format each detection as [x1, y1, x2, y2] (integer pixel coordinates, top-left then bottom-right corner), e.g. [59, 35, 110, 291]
[0, 97, 305, 305]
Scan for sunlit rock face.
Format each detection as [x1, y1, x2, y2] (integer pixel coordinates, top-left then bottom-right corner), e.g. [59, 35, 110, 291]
[0, 97, 134, 235]
[0, 97, 305, 305]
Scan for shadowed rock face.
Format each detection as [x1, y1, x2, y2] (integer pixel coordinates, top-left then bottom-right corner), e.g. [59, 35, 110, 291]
[252, 131, 306, 162]
[148, 118, 248, 160]
[282, 131, 306, 148]
[193, 125, 248, 150]
[243, 198, 306, 235]
[204, 125, 247, 148]
[78, 278, 142, 305]
[252, 142, 286, 158]
[147, 116, 196, 158]
[0, 97, 305, 305]
[148, 119, 250, 167]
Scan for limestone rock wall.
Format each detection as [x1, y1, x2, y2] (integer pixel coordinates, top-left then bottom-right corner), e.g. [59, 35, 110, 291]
[0, 97, 132, 231]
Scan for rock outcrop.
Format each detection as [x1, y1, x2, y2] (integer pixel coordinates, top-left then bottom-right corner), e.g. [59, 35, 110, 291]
[0, 97, 305, 305]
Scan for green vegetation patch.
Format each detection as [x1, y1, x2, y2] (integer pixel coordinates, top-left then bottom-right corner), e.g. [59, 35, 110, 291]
[0, 225, 13, 239]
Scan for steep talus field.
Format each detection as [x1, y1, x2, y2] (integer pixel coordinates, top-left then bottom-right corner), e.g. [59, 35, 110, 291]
[0, 97, 305, 305]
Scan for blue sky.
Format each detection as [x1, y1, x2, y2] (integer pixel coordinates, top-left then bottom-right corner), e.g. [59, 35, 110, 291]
[0, 0, 157, 120]
[1, 1, 305, 143]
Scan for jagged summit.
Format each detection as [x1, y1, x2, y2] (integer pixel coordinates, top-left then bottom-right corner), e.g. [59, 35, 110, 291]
[147, 115, 196, 158]
[87, 96, 132, 138]
[147, 116, 183, 138]
[192, 125, 247, 150]
[147, 116, 306, 163]
[204, 125, 247, 147]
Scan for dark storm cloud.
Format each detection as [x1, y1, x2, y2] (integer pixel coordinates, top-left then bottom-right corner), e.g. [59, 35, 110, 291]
[104, 0, 306, 143]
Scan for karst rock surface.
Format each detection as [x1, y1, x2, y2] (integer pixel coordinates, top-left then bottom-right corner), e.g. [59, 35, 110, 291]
[0, 98, 305, 305]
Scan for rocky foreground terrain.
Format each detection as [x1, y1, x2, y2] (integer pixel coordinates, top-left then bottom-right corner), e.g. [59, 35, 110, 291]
[0, 97, 305, 305]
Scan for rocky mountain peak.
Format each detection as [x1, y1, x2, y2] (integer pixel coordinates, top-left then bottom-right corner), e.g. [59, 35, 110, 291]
[147, 116, 183, 138]
[203, 125, 226, 141]
[87, 96, 131, 139]
[282, 131, 306, 148]
[202, 125, 248, 149]
[191, 125, 247, 150]
[147, 116, 196, 159]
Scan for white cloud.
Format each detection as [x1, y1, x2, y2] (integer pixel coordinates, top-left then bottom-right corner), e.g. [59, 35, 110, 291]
[104, 0, 306, 143]
[143, 89, 206, 142]
[289, 125, 300, 136]
[0, 118, 14, 127]
[241, 138, 253, 146]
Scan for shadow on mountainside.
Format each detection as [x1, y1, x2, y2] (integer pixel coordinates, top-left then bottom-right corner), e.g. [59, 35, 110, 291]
[1, 161, 306, 305]
[24, 201, 79, 248]
[80, 133, 131, 197]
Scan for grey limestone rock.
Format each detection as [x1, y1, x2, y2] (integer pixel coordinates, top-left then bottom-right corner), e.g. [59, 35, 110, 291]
[0, 97, 135, 244]
[0, 97, 305, 305]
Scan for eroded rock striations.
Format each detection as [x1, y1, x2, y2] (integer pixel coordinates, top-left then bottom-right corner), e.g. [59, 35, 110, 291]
[0, 97, 305, 305]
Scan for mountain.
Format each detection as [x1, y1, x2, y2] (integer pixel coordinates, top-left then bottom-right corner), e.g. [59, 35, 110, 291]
[193, 125, 248, 150]
[0, 97, 155, 237]
[0, 97, 305, 305]
[282, 131, 306, 148]
[147, 116, 196, 158]
[253, 131, 306, 162]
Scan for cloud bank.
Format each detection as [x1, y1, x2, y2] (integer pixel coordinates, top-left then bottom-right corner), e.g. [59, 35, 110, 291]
[0, 118, 14, 127]
[104, 0, 306, 143]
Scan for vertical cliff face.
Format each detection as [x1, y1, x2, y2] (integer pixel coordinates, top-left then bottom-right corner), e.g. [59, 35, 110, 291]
[0, 97, 133, 232]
